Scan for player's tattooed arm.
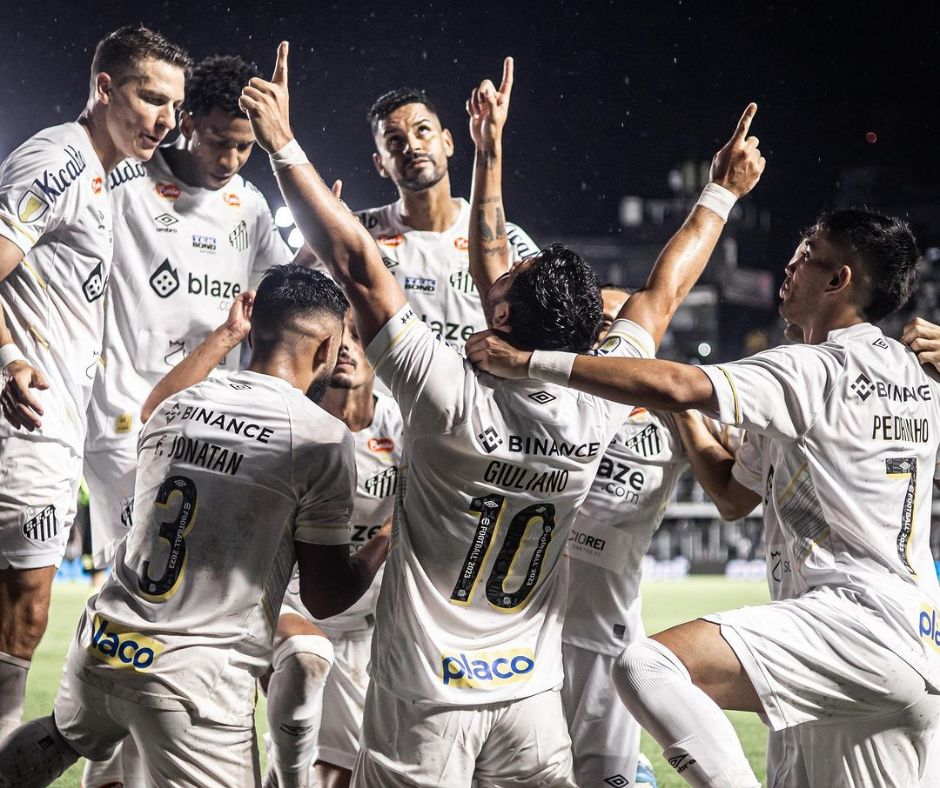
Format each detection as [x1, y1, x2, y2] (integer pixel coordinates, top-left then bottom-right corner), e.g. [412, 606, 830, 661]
[140, 292, 254, 422]
[0, 236, 48, 430]
[674, 412, 760, 520]
[240, 43, 406, 346]
[468, 57, 514, 298]
[619, 104, 765, 349]
[901, 317, 940, 382]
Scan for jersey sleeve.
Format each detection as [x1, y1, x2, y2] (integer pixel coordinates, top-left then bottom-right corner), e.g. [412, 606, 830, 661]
[365, 303, 473, 436]
[247, 183, 293, 288]
[0, 135, 73, 256]
[699, 344, 842, 441]
[590, 318, 656, 431]
[506, 222, 538, 262]
[731, 430, 764, 494]
[294, 428, 357, 546]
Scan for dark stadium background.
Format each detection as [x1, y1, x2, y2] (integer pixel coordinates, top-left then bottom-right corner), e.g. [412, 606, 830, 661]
[2, 0, 938, 358]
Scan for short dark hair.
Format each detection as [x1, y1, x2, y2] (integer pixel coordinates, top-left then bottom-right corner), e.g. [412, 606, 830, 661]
[811, 210, 920, 322]
[184, 55, 261, 118]
[252, 264, 349, 341]
[368, 88, 439, 133]
[91, 25, 191, 89]
[505, 244, 603, 353]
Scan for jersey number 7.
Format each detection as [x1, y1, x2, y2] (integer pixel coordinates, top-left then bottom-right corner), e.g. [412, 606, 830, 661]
[450, 494, 556, 611]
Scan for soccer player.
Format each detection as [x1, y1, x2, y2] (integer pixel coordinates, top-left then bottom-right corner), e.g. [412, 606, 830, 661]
[0, 25, 189, 743]
[238, 43, 762, 785]
[359, 85, 536, 349]
[0, 264, 389, 787]
[468, 211, 940, 787]
[84, 53, 296, 576]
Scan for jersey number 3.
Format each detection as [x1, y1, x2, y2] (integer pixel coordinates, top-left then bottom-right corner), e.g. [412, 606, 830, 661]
[450, 494, 556, 611]
[137, 475, 198, 601]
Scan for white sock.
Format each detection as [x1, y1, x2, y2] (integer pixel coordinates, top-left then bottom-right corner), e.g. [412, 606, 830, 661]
[0, 652, 29, 745]
[0, 715, 80, 786]
[612, 638, 760, 788]
[265, 635, 334, 788]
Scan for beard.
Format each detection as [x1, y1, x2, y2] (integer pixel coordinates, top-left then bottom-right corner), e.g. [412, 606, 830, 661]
[306, 369, 332, 404]
[398, 160, 447, 192]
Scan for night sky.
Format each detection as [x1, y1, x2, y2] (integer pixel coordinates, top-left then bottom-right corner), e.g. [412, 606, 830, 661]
[2, 1, 938, 273]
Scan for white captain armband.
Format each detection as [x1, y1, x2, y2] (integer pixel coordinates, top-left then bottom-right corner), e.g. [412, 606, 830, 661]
[528, 350, 576, 386]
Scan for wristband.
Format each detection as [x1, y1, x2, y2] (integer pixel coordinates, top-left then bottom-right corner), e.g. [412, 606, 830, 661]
[696, 183, 737, 222]
[528, 350, 576, 386]
[0, 344, 26, 372]
[270, 139, 309, 172]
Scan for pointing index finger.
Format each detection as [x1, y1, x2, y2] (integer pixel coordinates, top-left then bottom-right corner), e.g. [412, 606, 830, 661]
[499, 57, 514, 98]
[734, 102, 757, 141]
[272, 41, 289, 86]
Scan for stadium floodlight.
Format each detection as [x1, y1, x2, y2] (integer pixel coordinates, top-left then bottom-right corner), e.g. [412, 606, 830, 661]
[287, 228, 304, 250]
[697, 342, 712, 358]
[275, 206, 294, 228]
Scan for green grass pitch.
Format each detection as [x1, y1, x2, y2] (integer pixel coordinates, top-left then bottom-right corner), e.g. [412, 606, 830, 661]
[27, 576, 770, 787]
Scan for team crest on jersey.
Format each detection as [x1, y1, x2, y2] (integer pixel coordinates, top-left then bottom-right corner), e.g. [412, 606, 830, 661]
[120, 497, 134, 529]
[22, 505, 58, 542]
[404, 276, 436, 293]
[149, 259, 180, 298]
[91, 176, 103, 195]
[223, 192, 241, 208]
[364, 466, 398, 498]
[155, 182, 180, 200]
[228, 220, 249, 251]
[82, 261, 106, 302]
[367, 437, 395, 453]
[377, 234, 404, 247]
[453, 236, 469, 251]
[624, 424, 662, 458]
[16, 189, 49, 224]
[448, 269, 478, 295]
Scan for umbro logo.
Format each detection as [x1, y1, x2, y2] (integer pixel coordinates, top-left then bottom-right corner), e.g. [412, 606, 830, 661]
[528, 390, 556, 404]
[603, 775, 629, 787]
[850, 373, 874, 401]
[154, 213, 178, 233]
[478, 426, 503, 453]
[667, 752, 697, 774]
[382, 256, 399, 270]
[872, 338, 889, 349]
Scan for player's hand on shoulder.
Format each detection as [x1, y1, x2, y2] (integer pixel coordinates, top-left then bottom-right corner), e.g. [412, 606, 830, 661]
[0, 360, 48, 430]
[709, 103, 765, 198]
[467, 57, 514, 150]
[239, 41, 293, 154]
[902, 317, 940, 381]
[466, 329, 532, 379]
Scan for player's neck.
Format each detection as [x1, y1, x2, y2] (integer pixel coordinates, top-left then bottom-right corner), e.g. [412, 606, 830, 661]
[801, 309, 866, 345]
[398, 178, 460, 232]
[321, 386, 376, 432]
[78, 108, 122, 172]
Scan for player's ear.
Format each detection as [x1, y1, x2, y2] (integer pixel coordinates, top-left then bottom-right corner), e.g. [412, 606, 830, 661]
[95, 73, 113, 105]
[491, 300, 512, 332]
[179, 112, 195, 140]
[312, 333, 335, 373]
[442, 128, 454, 158]
[372, 152, 389, 179]
[828, 264, 852, 294]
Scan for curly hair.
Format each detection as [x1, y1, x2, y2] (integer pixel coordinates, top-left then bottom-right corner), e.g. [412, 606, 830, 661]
[368, 88, 440, 132]
[505, 244, 603, 352]
[184, 55, 261, 117]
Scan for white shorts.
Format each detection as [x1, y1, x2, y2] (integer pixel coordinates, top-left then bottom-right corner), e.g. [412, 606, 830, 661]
[0, 434, 80, 569]
[561, 642, 640, 788]
[55, 639, 259, 788]
[83, 442, 136, 570]
[352, 681, 576, 788]
[318, 631, 372, 771]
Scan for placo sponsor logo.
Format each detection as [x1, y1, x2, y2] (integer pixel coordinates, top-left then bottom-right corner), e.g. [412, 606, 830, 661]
[367, 437, 395, 453]
[87, 614, 163, 670]
[441, 648, 535, 687]
[22, 505, 58, 542]
[919, 607, 940, 652]
[377, 234, 404, 247]
[404, 276, 435, 293]
[155, 182, 180, 200]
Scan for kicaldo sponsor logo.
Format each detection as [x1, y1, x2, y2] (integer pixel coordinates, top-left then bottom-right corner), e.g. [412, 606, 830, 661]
[919, 607, 940, 652]
[87, 614, 164, 670]
[441, 648, 535, 688]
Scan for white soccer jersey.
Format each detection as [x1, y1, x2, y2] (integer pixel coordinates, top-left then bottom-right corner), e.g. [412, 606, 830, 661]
[282, 392, 404, 635]
[0, 122, 111, 454]
[365, 304, 652, 705]
[355, 198, 537, 347]
[85, 149, 292, 450]
[75, 370, 355, 723]
[562, 408, 687, 656]
[702, 322, 940, 690]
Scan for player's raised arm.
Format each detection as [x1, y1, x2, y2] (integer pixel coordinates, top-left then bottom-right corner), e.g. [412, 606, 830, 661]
[620, 104, 765, 348]
[239, 43, 406, 345]
[467, 57, 514, 298]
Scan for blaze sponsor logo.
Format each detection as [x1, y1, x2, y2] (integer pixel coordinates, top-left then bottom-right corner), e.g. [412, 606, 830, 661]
[91, 176, 103, 195]
[441, 649, 535, 687]
[88, 615, 163, 670]
[149, 259, 180, 298]
[188, 273, 242, 299]
[23, 505, 58, 542]
[377, 234, 404, 247]
[596, 456, 644, 502]
[155, 182, 180, 200]
[404, 276, 435, 293]
[351, 524, 384, 544]
[453, 236, 469, 250]
[919, 607, 940, 652]
[423, 317, 475, 344]
[109, 159, 146, 189]
[367, 437, 395, 453]
[223, 192, 241, 208]
[228, 220, 249, 251]
[82, 261, 106, 302]
[449, 268, 478, 295]
[16, 189, 49, 223]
